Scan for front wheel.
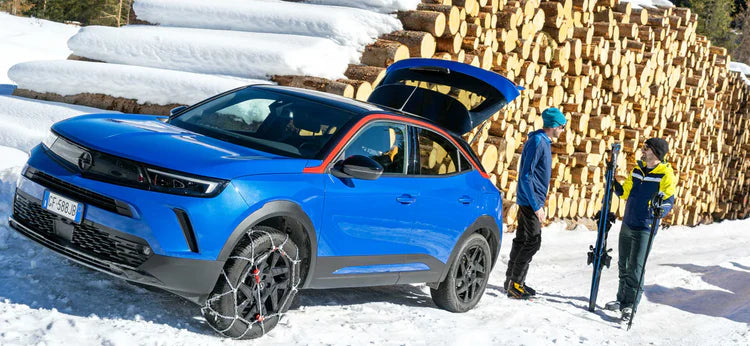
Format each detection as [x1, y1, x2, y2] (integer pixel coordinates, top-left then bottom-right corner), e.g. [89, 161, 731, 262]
[430, 233, 491, 312]
[202, 226, 300, 339]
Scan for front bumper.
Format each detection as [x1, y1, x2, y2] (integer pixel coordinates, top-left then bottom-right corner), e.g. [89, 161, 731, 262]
[9, 190, 224, 305]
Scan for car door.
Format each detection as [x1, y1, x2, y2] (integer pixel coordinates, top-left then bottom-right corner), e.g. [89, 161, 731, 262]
[315, 121, 417, 286]
[402, 126, 481, 268]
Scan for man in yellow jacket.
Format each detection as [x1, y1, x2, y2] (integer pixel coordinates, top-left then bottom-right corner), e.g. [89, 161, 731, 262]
[605, 138, 676, 322]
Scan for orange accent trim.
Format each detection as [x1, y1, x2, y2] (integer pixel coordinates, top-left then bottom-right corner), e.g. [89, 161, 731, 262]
[303, 113, 488, 178]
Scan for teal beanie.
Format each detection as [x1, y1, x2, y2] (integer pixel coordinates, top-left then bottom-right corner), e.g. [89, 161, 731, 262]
[542, 107, 566, 128]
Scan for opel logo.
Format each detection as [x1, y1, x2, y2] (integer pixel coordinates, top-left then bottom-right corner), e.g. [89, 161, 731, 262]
[78, 151, 93, 171]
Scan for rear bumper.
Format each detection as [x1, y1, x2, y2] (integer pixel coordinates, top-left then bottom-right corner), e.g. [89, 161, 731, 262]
[9, 192, 224, 305]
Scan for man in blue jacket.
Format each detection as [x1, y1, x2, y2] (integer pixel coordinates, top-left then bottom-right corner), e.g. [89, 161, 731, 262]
[605, 138, 676, 321]
[505, 107, 566, 299]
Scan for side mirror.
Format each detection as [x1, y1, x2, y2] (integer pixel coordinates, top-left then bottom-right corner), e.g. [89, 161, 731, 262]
[332, 155, 383, 180]
[170, 105, 187, 116]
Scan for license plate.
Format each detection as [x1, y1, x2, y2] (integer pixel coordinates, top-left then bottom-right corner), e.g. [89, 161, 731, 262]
[43, 190, 84, 223]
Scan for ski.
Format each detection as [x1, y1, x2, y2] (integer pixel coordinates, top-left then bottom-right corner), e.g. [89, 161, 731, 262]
[627, 192, 665, 330]
[587, 143, 621, 312]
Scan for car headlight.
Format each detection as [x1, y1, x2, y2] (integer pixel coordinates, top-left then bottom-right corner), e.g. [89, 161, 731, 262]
[42, 131, 59, 149]
[145, 168, 227, 197]
[43, 132, 227, 198]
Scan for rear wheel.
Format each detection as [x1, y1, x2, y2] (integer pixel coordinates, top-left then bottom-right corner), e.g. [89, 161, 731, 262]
[202, 226, 300, 339]
[430, 233, 491, 312]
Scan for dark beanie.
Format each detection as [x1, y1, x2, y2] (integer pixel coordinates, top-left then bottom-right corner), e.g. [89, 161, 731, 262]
[645, 138, 669, 161]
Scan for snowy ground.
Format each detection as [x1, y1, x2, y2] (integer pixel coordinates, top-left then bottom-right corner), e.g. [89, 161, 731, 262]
[1, 7, 748, 345]
[0, 140, 748, 345]
[0, 87, 748, 345]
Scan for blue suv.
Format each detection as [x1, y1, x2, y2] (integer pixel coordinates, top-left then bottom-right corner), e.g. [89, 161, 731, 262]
[9, 59, 521, 338]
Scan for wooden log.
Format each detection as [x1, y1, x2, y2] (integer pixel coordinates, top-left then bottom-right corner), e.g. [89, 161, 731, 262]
[436, 34, 463, 54]
[272, 75, 354, 98]
[397, 10, 447, 37]
[417, 3, 461, 35]
[380, 31, 436, 58]
[344, 65, 385, 85]
[360, 40, 409, 67]
[337, 79, 373, 101]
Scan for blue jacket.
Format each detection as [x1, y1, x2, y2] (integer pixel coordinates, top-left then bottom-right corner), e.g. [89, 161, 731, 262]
[615, 160, 676, 231]
[516, 130, 552, 211]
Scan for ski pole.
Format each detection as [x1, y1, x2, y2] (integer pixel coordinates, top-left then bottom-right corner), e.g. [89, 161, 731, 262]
[627, 192, 664, 330]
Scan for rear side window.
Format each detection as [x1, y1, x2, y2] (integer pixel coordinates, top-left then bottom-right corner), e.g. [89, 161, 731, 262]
[458, 152, 472, 172]
[416, 128, 460, 175]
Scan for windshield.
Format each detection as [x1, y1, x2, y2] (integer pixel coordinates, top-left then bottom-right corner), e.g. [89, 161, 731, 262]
[169, 87, 356, 159]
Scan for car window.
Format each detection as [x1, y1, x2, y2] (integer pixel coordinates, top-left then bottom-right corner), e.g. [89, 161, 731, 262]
[213, 98, 274, 132]
[458, 152, 472, 172]
[342, 123, 406, 174]
[416, 128, 460, 175]
[169, 87, 355, 159]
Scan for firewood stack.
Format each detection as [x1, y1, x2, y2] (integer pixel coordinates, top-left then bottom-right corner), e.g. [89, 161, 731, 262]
[274, 0, 750, 228]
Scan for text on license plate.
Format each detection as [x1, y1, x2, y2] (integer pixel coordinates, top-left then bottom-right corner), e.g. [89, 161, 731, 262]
[43, 190, 84, 223]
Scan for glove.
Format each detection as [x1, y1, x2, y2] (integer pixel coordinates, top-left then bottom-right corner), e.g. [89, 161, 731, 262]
[594, 210, 616, 221]
[594, 210, 617, 231]
[649, 192, 665, 216]
[612, 180, 623, 196]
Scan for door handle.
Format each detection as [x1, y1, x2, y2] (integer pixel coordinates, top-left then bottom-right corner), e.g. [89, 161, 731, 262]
[458, 196, 473, 205]
[396, 194, 416, 204]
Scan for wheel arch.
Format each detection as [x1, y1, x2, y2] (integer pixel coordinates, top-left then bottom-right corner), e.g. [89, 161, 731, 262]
[437, 215, 501, 284]
[217, 200, 318, 288]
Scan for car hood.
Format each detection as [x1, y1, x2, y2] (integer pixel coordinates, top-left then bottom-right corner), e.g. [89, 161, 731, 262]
[51, 113, 309, 179]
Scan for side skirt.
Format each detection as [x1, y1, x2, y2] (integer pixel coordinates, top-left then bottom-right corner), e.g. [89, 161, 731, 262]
[307, 254, 445, 289]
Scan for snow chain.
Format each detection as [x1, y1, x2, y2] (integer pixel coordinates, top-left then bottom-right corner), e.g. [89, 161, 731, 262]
[201, 229, 301, 339]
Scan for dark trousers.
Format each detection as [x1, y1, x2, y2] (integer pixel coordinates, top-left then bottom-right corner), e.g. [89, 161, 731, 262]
[616, 224, 654, 308]
[505, 206, 542, 284]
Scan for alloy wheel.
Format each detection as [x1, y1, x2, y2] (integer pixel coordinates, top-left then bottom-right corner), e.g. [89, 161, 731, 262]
[454, 245, 487, 303]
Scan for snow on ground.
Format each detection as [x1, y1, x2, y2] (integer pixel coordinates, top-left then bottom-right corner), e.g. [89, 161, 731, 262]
[0, 154, 748, 345]
[0, 95, 747, 345]
[8, 60, 268, 106]
[0, 13, 79, 84]
[67, 25, 358, 80]
[0, 9, 748, 345]
[302, 0, 421, 13]
[623, 0, 674, 9]
[133, 0, 402, 48]
[729, 62, 750, 87]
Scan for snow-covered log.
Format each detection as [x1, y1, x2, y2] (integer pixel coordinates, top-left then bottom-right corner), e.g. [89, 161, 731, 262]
[8, 60, 266, 107]
[133, 0, 402, 48]
[67, 25, 358, 80]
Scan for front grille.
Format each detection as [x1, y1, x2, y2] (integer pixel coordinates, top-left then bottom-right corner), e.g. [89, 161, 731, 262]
[13, 192, 55, 235]
[72, 222, 149, 267]
[12, 190, 151, 268]
[25, 167, 132, 217]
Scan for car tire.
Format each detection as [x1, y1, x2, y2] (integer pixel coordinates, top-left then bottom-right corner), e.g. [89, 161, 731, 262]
[202, 226, 300, 339]
[430, 233, 491, 313]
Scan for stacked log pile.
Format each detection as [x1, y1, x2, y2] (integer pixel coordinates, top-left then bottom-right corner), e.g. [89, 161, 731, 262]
[274, 0, 750, 228]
